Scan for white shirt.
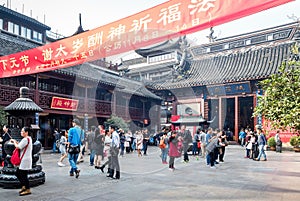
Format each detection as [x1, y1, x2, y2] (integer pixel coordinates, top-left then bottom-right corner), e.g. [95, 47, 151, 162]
[111, 131, 120, 148]
[17, 136, 32, 170]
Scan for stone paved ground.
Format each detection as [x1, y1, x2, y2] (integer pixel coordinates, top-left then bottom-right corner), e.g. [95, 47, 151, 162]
[0, 145, 300, 201]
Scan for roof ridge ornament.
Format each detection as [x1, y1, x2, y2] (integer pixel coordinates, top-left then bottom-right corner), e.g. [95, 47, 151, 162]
[171, 36, 192, 81]
[207, 27, 217, 43]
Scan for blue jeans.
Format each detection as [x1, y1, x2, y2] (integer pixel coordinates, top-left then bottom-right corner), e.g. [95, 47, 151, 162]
[52, 141, 57, 152]
[257, 145, 267, 160]
[131, 141, 136, 151]
[120, 143, 125, 156]
[68, 153, 79, 174]
[161, 148, 168, 162]
[90, 150, 95, 165]
[143, 141, 148, 154]
[206, 152, 210, 165]
[192, 142, 198, 155]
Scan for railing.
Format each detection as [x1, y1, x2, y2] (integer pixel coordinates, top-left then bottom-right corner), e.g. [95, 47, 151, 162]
[0, 85, 144, 119]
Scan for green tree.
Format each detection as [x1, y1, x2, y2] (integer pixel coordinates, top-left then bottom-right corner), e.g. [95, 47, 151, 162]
[253, 43, 300, 133]
[104, 114, 129, 132]
[0, 106, 8, 126]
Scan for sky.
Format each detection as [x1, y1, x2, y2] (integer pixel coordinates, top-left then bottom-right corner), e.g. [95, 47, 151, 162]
[1, 0, 300, 60]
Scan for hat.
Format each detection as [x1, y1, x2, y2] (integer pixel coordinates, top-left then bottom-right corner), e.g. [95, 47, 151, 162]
[72, 118, 80, 125]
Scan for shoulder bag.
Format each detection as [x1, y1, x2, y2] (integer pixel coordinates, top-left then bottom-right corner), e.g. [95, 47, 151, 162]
[68, 144, 80, 154]
[11, 138, 30, 166]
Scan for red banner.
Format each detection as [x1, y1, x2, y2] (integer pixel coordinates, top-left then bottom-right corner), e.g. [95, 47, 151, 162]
[0, 0, 294, 78]
[51, 97, 79, 111]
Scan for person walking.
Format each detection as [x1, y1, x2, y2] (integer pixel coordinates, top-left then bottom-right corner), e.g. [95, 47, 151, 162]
[119, 129, 126, 157]
[179, 125, 192, 163]
[168, 131, 182, 171]
[142, 129, 150, 156]
[99, 129, 112, 175]
[94, 125, 105, 169]
[205, 127, 213, 166]
[1, 125, 12, 167]
[57, 129, 68, 167]
[218, 130, 227, 162]
[160, 132, 169, 164]
[275, 130, 282, 153]
[67, 119, 82, 178]
[11, 126, 33, 196]
[239, 128, 246, 146]
[254, 125, 267, 161]
[136, 131, 143, 157]
[87, 126, 96, 166]
[199, 128, 206, 158]
[52, 128, 60, 153]
[107, 125, 120, 179]
[124, 130, 132, 153]
[205, 131, 218, 169]
[76, 125, 85, 164]
[244, 128, 252, 158]
[192, 128, 201, 157]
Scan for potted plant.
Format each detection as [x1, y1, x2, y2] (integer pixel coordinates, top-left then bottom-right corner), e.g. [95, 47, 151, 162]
[267, 137, 276, 151]
[290, 136, 300, 152]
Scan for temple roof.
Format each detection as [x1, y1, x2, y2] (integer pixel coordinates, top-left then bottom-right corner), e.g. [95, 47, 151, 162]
[135, 38, 181, 57]
[147, 22, 299, 90]
[0, 5, 50, 30]
[0, 34, 39, 56]
[54, 64, 161, 100]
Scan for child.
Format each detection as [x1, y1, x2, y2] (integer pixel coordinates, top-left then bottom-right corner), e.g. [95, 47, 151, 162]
[58, 129, 68, 167]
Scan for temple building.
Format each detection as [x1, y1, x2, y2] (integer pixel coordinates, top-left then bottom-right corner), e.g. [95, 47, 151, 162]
[0, 5, 161, 149]
[120, 22, 300, 139]
[1, 3, 300, 144]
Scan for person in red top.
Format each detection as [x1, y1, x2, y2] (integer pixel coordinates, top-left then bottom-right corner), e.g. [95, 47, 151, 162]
[168, 131, 183, 171]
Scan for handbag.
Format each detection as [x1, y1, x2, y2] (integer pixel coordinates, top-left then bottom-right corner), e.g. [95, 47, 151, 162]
[68, 144, 80, 154]
[197, 142, 201, 148]
[159, 139, 166, 149]
[11, 138, 30, 166]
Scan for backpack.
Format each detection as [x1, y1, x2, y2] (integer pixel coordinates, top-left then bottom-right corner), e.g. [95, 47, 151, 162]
[159, 138, 166, 149]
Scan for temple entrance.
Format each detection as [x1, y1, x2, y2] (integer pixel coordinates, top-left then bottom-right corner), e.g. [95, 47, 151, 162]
[223, 98, 235, 133]
[238, 96, 254, 131]
[208, 96, 254, 140]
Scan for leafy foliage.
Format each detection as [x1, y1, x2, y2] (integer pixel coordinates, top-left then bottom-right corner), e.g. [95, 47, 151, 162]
[253, 43, 300, 133]
[104, 114, 129, 132]
[289, 135, 300, 147]
[0, 106, 8, 126]
[267, 136, 276, 147]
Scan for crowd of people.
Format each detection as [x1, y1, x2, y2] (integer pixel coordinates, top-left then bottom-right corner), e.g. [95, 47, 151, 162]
[1, 121, 279, 197]
[243, 125, 269, 161]
[156, 125, 230, 170]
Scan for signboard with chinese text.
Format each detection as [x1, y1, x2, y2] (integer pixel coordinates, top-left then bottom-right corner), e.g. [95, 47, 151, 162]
[207, 82, 251, 96]
[50, 97, 79, 111]
[0, 0, 293, 78]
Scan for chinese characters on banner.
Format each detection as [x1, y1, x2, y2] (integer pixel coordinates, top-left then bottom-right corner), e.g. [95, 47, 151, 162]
[51, 97, 79, 111]
[0, 0, 294, 78]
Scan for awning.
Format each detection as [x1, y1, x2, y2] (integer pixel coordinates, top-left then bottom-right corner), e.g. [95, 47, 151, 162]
[171, 115, 212, 124]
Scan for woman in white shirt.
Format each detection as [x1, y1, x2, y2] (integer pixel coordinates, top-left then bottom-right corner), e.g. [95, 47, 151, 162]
[11, 126, 33, 196]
